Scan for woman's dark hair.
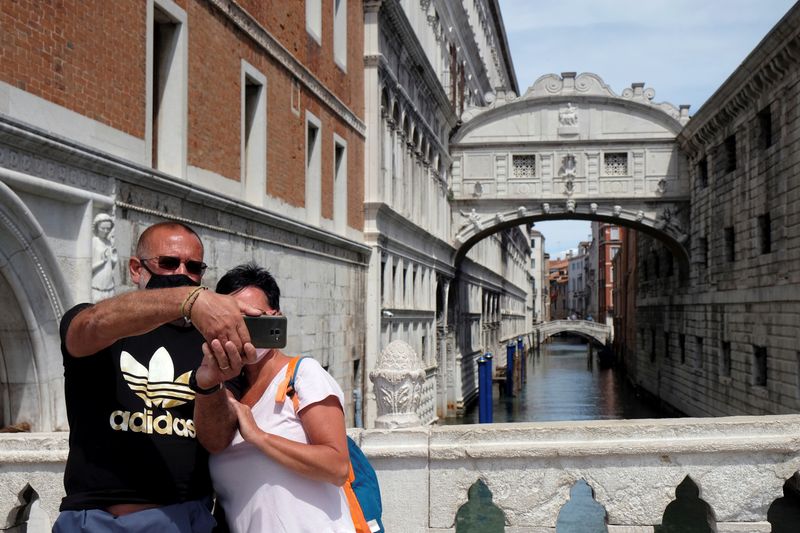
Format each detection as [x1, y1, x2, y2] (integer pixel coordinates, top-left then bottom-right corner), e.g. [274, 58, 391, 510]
[216, 262, 280, 311]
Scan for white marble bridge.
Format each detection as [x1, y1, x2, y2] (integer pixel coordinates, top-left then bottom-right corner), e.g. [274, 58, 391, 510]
[533, 319, 614, 346]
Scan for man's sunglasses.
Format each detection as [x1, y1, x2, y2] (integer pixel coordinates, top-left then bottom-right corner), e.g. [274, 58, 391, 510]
[139, 256, 207, 276]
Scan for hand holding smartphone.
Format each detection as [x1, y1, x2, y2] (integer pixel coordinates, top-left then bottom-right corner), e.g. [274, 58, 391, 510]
[243, 315, 287, 348]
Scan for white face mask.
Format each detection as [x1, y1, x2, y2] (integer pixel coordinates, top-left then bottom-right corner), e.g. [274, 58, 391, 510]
[246, 348, 270, 365]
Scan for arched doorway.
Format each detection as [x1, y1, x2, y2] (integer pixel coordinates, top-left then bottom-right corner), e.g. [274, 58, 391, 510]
[0, 181, 71, 431]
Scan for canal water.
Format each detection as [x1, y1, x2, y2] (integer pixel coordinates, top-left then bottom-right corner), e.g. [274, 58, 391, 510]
[447, 337, 665, 425]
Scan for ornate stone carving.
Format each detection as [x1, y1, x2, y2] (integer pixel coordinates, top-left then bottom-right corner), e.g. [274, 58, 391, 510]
[91, 212, 118, 303]
[564, 178, 575, 196]
[613, 205, 622, 217]
[636, 210, 645, 222]
[542, 203, 551, 214]
[566, 200, 576, 213]
[590, 203, 598, 214]
[657, 178, 667, 194]
[561, 154, 577, 177]
[560, 104, 577, 125]
[460, 209, 484, 232]
[369, 340, 426, 429]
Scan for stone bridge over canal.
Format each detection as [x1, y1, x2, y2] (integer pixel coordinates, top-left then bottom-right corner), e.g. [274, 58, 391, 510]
[533, 319, 613, 346]
[448, 72, 693, 274]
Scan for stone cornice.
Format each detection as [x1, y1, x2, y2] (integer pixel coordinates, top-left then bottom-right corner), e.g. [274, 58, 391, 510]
[434, 0, 493, 99]
[485, 0, 518, 95]
[206, 0, 366, 137]
[0, 115, 371, 265]
[454, 73, 687, 144]
[381, 0, 458, 128]
[678, 4, 800, 153]
[365, 201, 456, 276]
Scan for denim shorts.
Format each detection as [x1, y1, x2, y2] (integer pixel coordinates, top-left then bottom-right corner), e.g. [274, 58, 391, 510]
[52, 499, 216, 533]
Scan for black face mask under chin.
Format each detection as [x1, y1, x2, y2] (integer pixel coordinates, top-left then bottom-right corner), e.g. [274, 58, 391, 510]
[142, 264, 200, 289]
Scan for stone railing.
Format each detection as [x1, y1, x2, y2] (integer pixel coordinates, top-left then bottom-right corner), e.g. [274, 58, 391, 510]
[353, 415, 800, 532]
[4, 339, 799, 531]
[2, 415, 800, 531]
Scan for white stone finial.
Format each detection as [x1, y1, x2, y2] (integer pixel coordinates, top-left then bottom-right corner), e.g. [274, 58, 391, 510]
[369, 340, 426, 429]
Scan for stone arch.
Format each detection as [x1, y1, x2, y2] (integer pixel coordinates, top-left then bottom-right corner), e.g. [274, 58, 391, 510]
[391, 98, 401, 126]
[453, 72, 686, 145]
[380, 86, 390, 116]
[453, 209, 690, 278]
[0, 181, 71, 431]
[534, 320, 612, 346]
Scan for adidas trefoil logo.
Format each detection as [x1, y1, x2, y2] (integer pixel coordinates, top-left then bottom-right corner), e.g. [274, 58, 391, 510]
[109, 347, 197, 438]
[120, 347, 194, 408]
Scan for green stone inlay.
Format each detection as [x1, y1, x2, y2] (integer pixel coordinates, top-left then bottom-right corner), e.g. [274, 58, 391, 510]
[455, 479, 505, 533]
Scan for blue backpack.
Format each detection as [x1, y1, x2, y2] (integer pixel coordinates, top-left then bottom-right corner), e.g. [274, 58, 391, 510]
[275, 356, 385, 533]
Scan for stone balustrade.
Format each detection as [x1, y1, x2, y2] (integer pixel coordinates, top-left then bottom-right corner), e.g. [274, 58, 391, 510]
[2, 415, 800, 531]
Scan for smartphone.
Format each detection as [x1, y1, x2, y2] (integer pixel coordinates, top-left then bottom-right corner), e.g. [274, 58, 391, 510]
[243, 315, 287, 348]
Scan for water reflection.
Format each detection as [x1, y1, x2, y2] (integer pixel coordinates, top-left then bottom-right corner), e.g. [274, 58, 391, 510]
[447, 337, 665, 425]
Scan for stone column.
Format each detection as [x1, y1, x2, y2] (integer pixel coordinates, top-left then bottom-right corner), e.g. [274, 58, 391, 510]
[369, 340, 426, 428]
[362, 0, 384, 428]
[437, 277, 451, 418]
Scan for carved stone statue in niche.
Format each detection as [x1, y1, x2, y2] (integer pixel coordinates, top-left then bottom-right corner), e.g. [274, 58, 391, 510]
[562, 154, 577, 178]
[558, 103, 579, 136]
[91, 212, 118, 303]
[559, 102, 578, 126]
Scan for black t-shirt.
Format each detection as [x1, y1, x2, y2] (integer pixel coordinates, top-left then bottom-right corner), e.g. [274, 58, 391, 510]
[59, 303, 212, 511]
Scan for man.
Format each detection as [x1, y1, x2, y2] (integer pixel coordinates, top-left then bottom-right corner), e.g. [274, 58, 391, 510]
[54, 221, 261, 533]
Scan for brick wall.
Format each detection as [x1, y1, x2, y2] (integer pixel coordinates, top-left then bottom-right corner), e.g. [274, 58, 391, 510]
[0, 0, 145, 138]
[0, 0, 364, 230]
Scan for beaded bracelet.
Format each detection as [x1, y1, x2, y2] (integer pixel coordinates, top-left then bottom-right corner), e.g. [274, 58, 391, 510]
[180, 286, 208, 320]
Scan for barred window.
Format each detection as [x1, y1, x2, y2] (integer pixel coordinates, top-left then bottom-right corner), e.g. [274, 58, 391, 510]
[512, 155, 536, 178]
[604, 152, 628, 175]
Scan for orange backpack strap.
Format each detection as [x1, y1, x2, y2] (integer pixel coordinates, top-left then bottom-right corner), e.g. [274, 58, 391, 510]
[343, 464, 371, 533]
[275, 356, 303, 412]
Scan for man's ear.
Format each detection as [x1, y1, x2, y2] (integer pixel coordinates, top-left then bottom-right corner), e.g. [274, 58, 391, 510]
[129, 257, 143, 284]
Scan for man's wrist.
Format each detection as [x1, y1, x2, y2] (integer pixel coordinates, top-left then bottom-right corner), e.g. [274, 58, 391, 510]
[189, 369, 222, 395]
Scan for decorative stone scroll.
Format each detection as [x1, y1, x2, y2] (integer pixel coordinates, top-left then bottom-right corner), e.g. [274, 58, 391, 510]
[369, 340, 426, 429]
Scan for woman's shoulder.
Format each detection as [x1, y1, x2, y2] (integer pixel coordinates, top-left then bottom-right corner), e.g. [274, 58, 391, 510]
[294, 357, 344, 399]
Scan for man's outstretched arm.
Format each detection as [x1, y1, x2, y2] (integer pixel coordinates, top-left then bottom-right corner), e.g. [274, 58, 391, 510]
[65, 288, 261, 357]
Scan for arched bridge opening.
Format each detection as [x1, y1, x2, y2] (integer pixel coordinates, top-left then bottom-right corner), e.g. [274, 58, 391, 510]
[451, 210, 690, 279]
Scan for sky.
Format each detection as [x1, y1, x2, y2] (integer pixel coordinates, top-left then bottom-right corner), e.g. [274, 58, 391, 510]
[496, 0, 797, 258]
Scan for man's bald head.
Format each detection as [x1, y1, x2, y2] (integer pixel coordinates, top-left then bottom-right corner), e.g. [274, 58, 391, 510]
[135, 222, 204, 258]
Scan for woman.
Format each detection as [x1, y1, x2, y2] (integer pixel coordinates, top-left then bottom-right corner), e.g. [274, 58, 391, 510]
[205, 263, 355, 533]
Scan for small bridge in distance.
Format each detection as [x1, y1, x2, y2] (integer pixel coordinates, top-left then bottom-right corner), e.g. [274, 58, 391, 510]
[533, 319, 613, 347]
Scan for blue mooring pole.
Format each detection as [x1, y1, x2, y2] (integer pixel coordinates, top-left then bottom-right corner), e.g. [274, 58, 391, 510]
[478, 355, 487, 423]
[517, 336, 525, 383]
[505, 341, 515, 397]
[485, 352, 493, 423]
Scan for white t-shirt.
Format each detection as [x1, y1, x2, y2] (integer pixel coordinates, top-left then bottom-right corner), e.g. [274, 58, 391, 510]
[210, 358, 355, 533]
